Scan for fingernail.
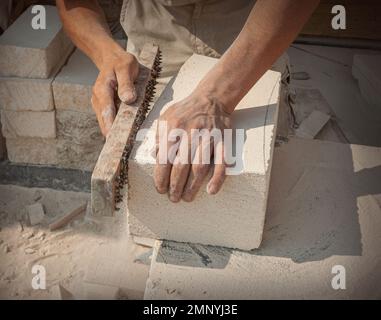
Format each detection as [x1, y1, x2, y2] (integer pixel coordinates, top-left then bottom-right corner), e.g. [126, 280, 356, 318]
[120, 90, 136, 103]
[182, 192, 194, 202]
[155, 185, 168, 194]
[169, 192, 181, 203]
[206, 183, 217, 195]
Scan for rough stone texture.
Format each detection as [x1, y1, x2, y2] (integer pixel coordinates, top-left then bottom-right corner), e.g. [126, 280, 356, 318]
[4, 110, 103, 170]
[1, 110, 56, 138]
[0, 76, 54, 111]
[0, 113, 5, 160]
[55, 110, 104, 171]
[145, 138, 381, 299]
[5, 137, 57, 165]
[0, 5, 74, 78]
[128, 54, 281, 250]
[295, 110, 331, 139]
[52, 49, 98, 112]
[352, 54, 381, 108]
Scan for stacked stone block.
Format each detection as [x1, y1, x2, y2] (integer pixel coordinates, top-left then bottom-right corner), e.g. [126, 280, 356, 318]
[0, 5, 106, 172]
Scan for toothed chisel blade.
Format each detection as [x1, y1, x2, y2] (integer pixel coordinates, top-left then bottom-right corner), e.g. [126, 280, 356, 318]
[91, 43, 162, 217]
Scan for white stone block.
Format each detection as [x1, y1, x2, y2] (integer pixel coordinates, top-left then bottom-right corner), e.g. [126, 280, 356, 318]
[0, 76, 54, 111]
[1, 110, 56, 138]
[0, 5, 74, 78]
[128, 54, 281, 250]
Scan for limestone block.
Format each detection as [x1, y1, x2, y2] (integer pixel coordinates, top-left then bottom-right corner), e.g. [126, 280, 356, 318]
[0, 5, 74, 78]
[3, 110, 103, 170]
[352, 54, 381, 108]
[1, 110, 56, 138]
[5, 137, 57, 166]
[145, 138, 381, 299]
[128, 54, 281, 250]
[0, 76, 54, 111]
[52, 49, 98, 112]
[56, 110, 104, 171]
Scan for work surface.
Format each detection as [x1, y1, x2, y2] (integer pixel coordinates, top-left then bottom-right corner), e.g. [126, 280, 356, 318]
[145, 138, 381, 299]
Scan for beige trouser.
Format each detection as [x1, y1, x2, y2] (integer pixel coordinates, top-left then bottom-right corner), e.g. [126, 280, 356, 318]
[120, 0, 292, 134]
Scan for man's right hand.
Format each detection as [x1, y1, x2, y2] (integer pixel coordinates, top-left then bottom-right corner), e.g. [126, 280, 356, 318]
[55, 0, 140, 137]
[91, 48, 139, 137]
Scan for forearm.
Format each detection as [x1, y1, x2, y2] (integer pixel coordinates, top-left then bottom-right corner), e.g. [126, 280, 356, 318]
[195, 0, 319, 113]
[56, 0, 124, 69]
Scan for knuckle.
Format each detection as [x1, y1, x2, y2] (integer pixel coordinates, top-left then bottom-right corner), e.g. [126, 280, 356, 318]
[194, 164, 209, 175]
[154, 175, 168, 194]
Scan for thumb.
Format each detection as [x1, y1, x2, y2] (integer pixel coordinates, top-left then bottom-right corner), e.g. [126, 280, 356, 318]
[116, 66, 137, 104]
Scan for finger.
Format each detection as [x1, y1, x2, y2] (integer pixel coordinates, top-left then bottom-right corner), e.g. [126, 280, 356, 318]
[101, 105, 116, 136]
[92, 75, 117, 137]
[154, 125, 180, 194]
[168, 135, 191, 202]
[207, 162, 226, 195]
[115, 65, 137, 104]
[154, 162, 172, 194]
[182, 144, 211, 202]
[207, 141, 226, 195]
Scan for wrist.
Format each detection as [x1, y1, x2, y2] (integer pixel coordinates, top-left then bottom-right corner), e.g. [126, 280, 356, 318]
[193, 80, 236, 115]
[92, 39, 125, 70]
[193, 62, 248, 114]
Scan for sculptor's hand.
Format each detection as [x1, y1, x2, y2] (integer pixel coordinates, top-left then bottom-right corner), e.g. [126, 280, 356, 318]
[154, 93, 232, 202]
[91, 49, 139, 137]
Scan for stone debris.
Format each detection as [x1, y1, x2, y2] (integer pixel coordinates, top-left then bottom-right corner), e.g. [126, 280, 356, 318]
[24, 248, 35, 254]
[26, 203, 45, 226]
[295, 110, 331, 139]
[49, 202, 87, 231]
